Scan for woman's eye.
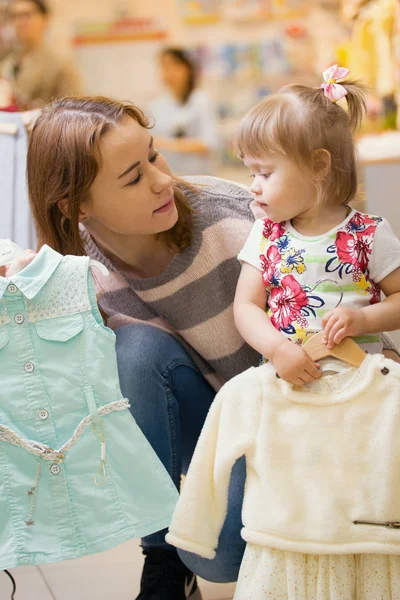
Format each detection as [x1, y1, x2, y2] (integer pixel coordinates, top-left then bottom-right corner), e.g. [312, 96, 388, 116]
[249, 173, 270, 180]
[126, 151, 160, 185]
[149, 151, 160, 163]
[127, 173, 142, 186]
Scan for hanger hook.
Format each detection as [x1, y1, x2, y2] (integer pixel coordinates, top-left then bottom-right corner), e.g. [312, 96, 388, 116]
[309, 278, 344, 309]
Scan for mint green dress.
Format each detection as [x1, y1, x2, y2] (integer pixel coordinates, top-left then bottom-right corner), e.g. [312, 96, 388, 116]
[0, 245, 178, 569]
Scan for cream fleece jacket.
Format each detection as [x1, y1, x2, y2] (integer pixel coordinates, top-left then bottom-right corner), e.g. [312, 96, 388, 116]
[166, 353, 400, 558]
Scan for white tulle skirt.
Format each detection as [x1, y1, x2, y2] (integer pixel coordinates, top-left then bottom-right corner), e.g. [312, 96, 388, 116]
[234, 544, 400, 600]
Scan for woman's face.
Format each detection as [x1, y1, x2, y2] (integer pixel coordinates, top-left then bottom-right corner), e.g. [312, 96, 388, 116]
[160, 53, 190, 93]
[81, 116, 178, 236]
[10, 1, 47, 45]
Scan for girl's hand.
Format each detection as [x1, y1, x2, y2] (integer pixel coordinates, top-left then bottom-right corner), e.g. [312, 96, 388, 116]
[0, 250, 36, 278]
[322, 307, 368, 349]
[272, 341, 321, 386]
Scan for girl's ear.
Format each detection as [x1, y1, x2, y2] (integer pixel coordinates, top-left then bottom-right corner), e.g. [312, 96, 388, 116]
[312, 149, 331, 179]
[58, 198, 89, 223]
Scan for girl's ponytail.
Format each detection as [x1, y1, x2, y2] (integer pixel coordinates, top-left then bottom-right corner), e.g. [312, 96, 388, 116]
[340, 80, 367, 131]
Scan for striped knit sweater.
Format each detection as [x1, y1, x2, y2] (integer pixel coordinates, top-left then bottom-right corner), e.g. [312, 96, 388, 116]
[82, 177, 260, 390]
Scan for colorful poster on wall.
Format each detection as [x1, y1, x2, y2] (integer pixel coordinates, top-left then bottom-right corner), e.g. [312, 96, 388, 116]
[260, 37, 290, 74]
[187, 45, 211, 76]
[208, 37, 293, 79]
[180, 0, 221, 25]
[210, 43, 263, 78]
[223, 0, 270, 22]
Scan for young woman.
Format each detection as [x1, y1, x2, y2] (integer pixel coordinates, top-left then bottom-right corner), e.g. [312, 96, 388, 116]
[25, 95, 253, 600]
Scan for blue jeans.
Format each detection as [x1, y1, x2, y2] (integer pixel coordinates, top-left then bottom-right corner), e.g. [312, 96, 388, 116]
[115, 324, 246, 583]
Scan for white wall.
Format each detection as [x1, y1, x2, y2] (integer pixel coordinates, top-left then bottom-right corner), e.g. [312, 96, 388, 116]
[49, 0, 123, 54]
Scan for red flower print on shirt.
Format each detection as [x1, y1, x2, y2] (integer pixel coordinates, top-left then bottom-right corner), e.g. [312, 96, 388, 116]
[260, 246, 281, 287]
[263, 218, 286, 242]
[368, 279, 381, 305]
[335, 227, 375, 275]
[269, 274, 308, 330]
[346, 212, 381, 233]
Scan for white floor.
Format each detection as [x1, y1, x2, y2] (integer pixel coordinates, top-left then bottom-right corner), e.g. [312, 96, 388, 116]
[1, 538, 236, 600]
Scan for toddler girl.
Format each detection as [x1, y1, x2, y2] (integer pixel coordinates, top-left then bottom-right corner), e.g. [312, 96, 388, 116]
[234, 65, 400, 386]
[230, 65, 400, 598]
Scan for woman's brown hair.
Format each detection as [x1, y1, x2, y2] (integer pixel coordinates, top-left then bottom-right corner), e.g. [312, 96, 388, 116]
[28, 96, 193, 256]
[235, 80, 367, 206]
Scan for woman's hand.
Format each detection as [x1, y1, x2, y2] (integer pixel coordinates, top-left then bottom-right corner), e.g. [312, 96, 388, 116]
[322, 307, 367, 349]
[272, 341, 321, 386]
[0, 250, 36, 278]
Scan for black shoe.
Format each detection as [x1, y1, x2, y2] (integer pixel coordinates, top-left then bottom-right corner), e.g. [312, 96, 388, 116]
[136, 548, 202, 600]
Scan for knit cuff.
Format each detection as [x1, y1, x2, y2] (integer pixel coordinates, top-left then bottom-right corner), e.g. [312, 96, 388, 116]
[165, 533, 216, 560]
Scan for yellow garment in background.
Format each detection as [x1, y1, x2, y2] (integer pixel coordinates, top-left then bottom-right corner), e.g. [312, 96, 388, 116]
[349, 0, 396, 96]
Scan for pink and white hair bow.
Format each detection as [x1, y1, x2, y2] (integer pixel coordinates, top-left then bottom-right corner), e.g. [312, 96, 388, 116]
[321, 65, 350, 103]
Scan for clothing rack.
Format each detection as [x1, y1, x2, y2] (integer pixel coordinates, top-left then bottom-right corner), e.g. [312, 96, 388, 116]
[0, 111, 37, 251]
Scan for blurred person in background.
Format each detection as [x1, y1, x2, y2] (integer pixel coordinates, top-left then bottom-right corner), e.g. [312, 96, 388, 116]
[0, 3, 13, 60]
[0, 0, 81, 110]
[150, 47, 218, 176]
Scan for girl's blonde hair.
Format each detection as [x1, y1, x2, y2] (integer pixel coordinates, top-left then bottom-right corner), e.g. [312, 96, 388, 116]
[235, 81, 367, 205]
[28, 96, 193, 256]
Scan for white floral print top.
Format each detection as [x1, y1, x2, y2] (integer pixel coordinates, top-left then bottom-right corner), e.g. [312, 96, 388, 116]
[238, 210, 400, 352]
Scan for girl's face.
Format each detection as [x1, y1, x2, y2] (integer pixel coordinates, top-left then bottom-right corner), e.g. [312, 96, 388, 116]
[80, 116, 178, 236]
[244, 153, 317, 223]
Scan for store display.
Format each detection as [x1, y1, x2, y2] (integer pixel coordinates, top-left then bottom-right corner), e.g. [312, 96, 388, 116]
[223, 0, 270, 21]
[179, 0, 221, 25]
[72, 17, 168, 45]
[269, 0, 308, 18]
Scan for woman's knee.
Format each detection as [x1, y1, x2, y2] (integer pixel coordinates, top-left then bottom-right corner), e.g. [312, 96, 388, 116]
[115, 324, 181, 369]
[116, 325, 169, 400]
[178, 548, 242, 583]
[115, 324, 191, 389]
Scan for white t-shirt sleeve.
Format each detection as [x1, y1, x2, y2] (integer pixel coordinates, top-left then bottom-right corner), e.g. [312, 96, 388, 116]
[369, 218, 400, 283]
[237, 219, 264, 271]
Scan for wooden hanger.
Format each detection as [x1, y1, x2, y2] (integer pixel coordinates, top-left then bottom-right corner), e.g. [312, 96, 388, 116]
[303, 331, 366, 368]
